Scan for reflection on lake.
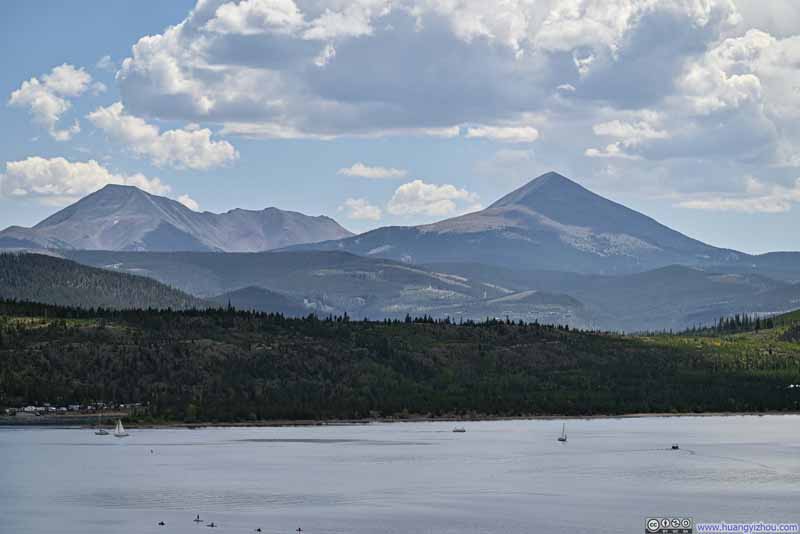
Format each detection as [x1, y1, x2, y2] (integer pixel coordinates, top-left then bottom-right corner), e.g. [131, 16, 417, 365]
[2, 416, 799, 533]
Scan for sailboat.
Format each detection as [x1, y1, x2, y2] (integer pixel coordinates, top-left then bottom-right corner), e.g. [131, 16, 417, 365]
[95, 412, 109, 435]
[113, 419, 129, 438]
[557, 423, 567, 442]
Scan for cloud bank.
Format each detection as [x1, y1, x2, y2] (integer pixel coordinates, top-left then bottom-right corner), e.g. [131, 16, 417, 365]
[87, 102, 238, 170]
[1, 157, 169, 205]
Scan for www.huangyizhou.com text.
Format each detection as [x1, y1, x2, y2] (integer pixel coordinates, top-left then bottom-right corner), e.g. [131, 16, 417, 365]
[695, 522, 799, 533]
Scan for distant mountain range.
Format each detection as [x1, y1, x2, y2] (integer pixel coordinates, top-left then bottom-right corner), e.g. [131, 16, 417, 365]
[287, 172, 751, 274]
[60, 249, 530, 319]
[41, 249, 799, 331]
[0, 184, 352, 252]
[1, 172, 799, 331]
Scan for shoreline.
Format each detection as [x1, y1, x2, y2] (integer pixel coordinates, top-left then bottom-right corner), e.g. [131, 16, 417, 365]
[2, 410, 798, 429]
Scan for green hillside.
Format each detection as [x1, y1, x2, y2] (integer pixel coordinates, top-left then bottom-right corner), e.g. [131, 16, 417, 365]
[1, 300, 798, 422]
[776, 308, 800, 325]
[0, 253, 206, 310]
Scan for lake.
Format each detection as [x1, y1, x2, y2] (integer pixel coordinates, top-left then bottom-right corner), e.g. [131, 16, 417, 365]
[2, 416, 799, 533]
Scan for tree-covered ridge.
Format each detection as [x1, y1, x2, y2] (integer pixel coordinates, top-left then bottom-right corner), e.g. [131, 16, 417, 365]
[678, 314, 776, 336]
[776, 308, 800, 326]
[1, 300, 798, 422]
[0, 253, 206, 310]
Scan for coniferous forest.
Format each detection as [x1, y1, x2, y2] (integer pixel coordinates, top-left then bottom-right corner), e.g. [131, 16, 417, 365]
[0, 253, 205, 310]
[1, 300, 799, 422]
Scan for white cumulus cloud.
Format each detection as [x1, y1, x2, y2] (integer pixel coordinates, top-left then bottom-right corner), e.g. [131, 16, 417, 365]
[314, 43, 337, 67]
[339, 197, 382, 220]
[593, 118, 670, 144]
[585, 144, 641, 160]
[678, 29, 772, 115]
[465, 125, 540, 143]
[77, 0, 800, 213]
[586, 112, 669, 159]
[8, 64, 96, 141]
[677, 176, 800, 214]
[337, 162, 407, 179]
[1, 157, 170, 205]
[387, 179, 480, 217]
[178, 194, 201, 211]
[205, 0, 305, 35]
[96, 55, 117, 72]
[87, 102, 238, 170]
[114, 0, 740, 140]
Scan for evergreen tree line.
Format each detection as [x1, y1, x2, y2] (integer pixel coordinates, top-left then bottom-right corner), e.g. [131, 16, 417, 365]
[680, 313, 776, 336]
[1, 299, 798, 422]
[0, 253, 204, 311]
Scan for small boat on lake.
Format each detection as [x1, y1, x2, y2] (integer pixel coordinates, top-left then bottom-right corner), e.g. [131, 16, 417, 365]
[558, 423, 567, 442]
[113, 419, 129, 438]
[452, 427, 466, 433]
[95, 413, 109, 435]
[671, 443, 680, 450]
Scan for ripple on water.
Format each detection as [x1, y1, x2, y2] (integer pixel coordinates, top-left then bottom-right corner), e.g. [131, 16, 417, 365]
[233, 438, 430, 446]
[54, 488, 354, 511]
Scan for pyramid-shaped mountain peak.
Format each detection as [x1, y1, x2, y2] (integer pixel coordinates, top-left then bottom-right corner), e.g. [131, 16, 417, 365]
[488, 171, 594, 210]
[91, 183, 152, 200]
[57, 184, 157, 213]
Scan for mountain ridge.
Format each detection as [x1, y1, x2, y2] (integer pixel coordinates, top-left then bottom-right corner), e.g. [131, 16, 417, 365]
[287, 171, 745, 274]
[54, 248, 800, 332]
[0, 252, 205, 310]
[0, 184, 353, 253]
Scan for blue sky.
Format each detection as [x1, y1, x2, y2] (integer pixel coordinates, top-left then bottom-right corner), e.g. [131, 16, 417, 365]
[2, 0, 800, 254]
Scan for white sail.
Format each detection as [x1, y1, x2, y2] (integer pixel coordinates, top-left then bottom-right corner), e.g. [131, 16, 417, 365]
[114, 419, 128, 437]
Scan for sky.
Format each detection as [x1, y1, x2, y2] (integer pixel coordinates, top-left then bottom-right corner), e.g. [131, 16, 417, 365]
[1, 0, 800, 254]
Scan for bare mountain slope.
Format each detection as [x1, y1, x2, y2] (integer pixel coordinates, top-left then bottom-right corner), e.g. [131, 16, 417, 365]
[0, 185, 352, 252]
[289, 172, 743, 274]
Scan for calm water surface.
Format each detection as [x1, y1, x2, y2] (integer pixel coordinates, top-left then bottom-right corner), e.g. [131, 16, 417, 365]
[2, 416, 799, 533]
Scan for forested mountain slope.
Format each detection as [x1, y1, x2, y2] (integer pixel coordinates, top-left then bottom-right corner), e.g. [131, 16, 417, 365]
[0, 253, 205, 310]
[1, 301, 798, 421]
